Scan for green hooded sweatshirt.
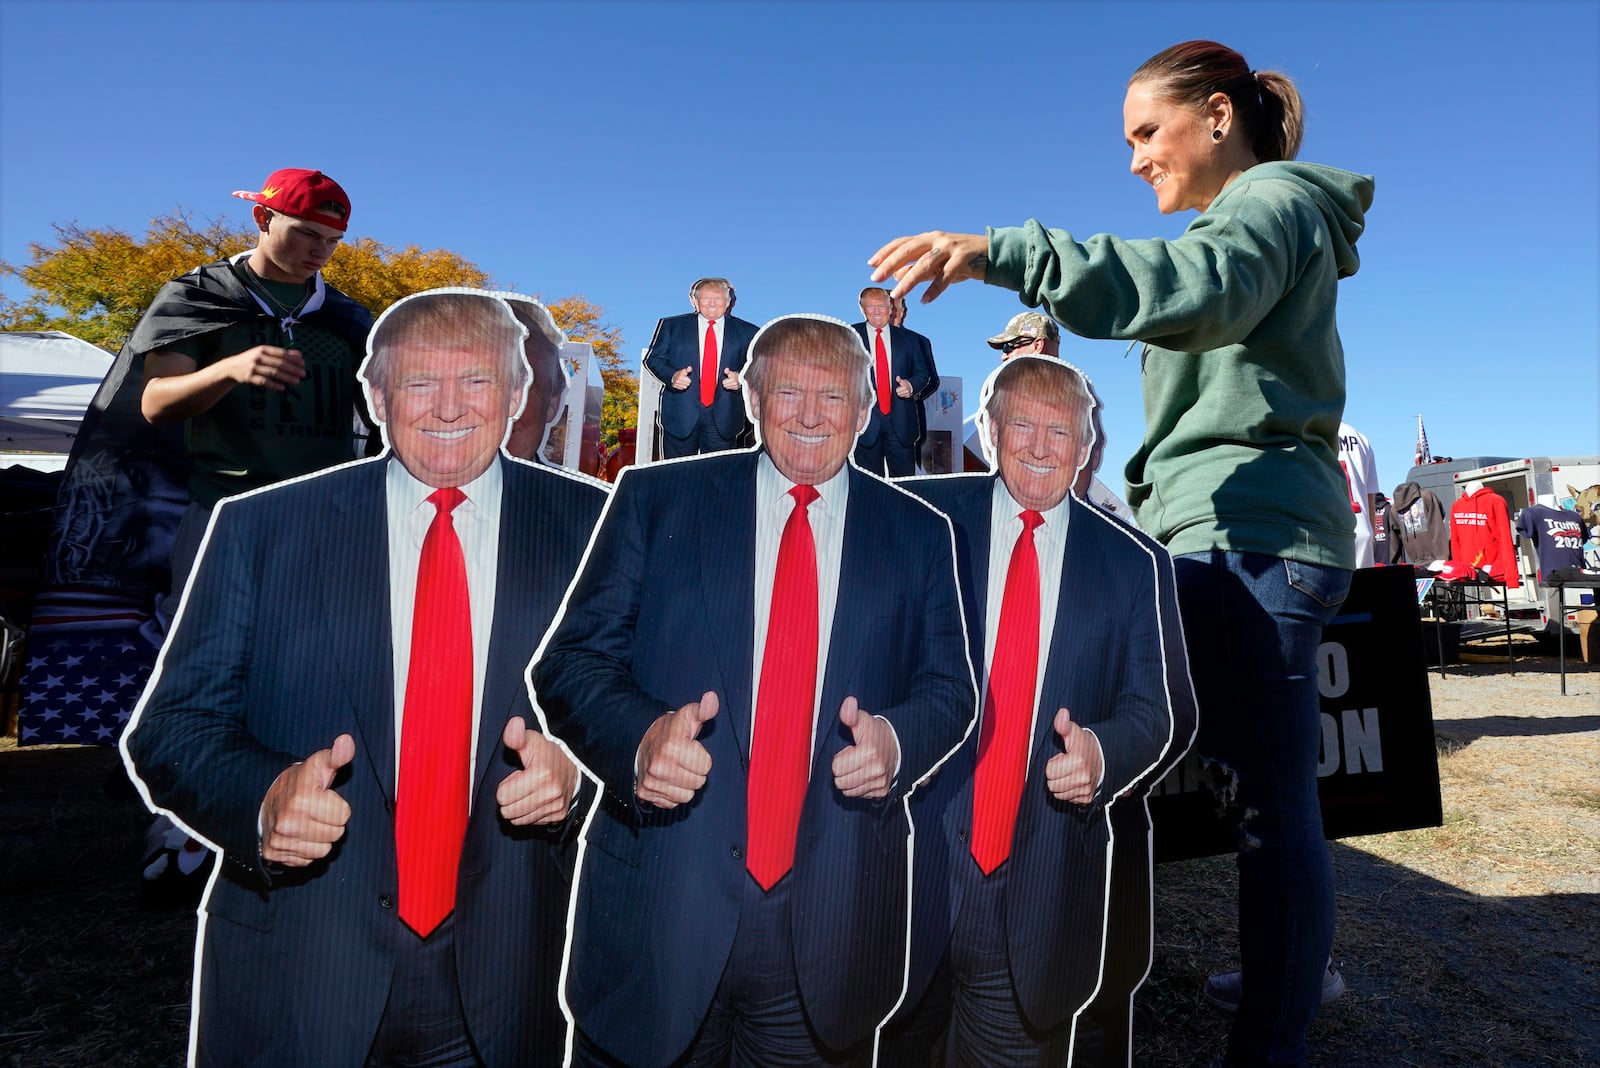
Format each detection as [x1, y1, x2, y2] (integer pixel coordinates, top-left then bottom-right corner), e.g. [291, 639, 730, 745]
[986, 161, 1375, 569]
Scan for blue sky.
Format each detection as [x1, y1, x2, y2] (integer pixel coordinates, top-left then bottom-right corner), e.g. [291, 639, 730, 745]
[3, 0, 1595, 494]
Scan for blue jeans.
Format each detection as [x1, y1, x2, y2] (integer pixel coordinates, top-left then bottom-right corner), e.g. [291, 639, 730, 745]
[1172, 551, 1350, 1068]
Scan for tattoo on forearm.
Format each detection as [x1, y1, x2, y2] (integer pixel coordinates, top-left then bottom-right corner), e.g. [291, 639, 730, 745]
[966, 253, 989, 275]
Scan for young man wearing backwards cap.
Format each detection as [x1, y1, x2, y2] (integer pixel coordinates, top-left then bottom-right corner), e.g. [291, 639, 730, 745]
[136, 168, 374, 619]
[115, 168, 373, 899]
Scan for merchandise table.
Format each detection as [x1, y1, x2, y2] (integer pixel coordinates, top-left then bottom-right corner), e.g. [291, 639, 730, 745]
[1421, 578, 1511, 679]
[1545, 569, 1600, 696]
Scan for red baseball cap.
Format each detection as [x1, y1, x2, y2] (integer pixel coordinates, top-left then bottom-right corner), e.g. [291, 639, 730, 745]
[1436, 560, 1484, 582]
[232, 168, 351, 231]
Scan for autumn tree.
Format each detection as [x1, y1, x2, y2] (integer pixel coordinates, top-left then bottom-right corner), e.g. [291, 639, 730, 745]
[1, 211, 638, 441]
[0, 211, 488, 350]
[0, 214, 253, 349]
[541, 294, 637, 446]
[324, 239, 487, 315]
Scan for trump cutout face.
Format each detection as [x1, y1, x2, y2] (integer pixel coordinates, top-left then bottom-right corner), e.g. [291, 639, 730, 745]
[991, 391, 1091, 513]
[502, 299, 569, 463]
[860, 293, 891, 331]
[749, 348, 870, 486]
[374, 341, 521, 488]
[691, 282, 730, 323]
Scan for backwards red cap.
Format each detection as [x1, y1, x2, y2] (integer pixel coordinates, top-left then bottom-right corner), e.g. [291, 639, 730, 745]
[232, 168, 350, 232]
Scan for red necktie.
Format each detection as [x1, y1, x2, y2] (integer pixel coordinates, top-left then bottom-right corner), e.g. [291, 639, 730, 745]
[874, 328, 892, 416]
[971, 509, 1043, 875]
[747, 484, 820, 890]
[395, 487, 473, 937]
[701, 320, 718, 408]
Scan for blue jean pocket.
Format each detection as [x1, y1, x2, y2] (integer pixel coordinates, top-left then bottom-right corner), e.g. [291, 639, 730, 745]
[1284, 559, 1351, 611]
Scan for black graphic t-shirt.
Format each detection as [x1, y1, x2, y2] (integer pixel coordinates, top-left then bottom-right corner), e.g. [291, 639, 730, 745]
[168, 278, 358, 508]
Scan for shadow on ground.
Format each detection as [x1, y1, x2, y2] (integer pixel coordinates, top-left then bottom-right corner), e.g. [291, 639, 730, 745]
[4, 745, 1597, 1068]
[1433, 713, 1600, 744]
[1142, 843, 1599, 1068]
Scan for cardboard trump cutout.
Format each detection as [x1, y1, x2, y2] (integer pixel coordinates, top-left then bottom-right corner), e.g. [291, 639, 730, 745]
[530, 314, 976, 1068]
[121, 288, 607, 1068]
[882, 355, 1197, 1067]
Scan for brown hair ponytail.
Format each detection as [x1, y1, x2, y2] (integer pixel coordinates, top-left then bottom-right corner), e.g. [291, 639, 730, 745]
[1131, 40, 1305, 162]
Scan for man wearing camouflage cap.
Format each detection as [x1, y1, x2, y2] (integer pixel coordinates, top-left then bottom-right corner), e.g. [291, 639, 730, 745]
[987, 311, 1061, 360]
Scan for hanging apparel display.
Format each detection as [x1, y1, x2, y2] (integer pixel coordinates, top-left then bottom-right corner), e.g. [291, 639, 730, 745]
[1515, 504, 1588, 581]
[1337, 422, 1380, 567]
[1391, 481, 1450, 565]
[1449, 486, 1521, 587]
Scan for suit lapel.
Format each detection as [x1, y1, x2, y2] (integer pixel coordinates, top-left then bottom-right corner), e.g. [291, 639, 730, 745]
[473, 459, 529, 799]
[852, 322, 873, 396]
[720, 318, 746, 374]
[887, 325, 906, 380]
[322, 462, 396, 800]
[816, 467, 878, 765]
[1034, 498, 1084, 758]
[700, 454, 758, 765]
[956, 477, 997, 686]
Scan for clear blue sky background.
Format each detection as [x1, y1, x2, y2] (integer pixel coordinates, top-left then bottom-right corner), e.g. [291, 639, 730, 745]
[3, 0, 1595, 495]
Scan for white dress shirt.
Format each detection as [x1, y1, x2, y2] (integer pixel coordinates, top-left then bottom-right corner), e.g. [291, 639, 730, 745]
[982, 479, 1070, 762]
[698, 314, 723, 383]
[750, 453, 850, 767]
[386, 458, 503, 797]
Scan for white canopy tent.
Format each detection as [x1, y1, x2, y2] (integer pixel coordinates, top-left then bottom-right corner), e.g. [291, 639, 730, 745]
[0, 330, 114, 470]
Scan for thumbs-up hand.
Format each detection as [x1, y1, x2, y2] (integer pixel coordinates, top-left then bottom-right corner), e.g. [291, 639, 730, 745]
[497, 716, 580, 826]
[636, 691, 718, 808]
[1044, 708, 1103, 805]
[260, 733, 355, 866]
[831, 696, 899, 799]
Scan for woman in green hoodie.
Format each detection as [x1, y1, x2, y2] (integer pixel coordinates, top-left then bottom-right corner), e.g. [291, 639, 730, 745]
[870, 39, 1373, 1068]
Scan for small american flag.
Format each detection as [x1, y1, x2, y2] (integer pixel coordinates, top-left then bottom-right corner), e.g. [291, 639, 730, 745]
[17, 589, 158, 746]
[1414, 415, 1432, 467]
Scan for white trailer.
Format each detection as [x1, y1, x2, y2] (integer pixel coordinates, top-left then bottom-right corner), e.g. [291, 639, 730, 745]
[1449, 457, 1600, 633]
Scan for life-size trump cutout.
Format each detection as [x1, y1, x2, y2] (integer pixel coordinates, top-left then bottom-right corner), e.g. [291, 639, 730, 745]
[883, 355, 1196, 1067]
[123, 289, 607, 1067]
[533, 314, 976, 1068]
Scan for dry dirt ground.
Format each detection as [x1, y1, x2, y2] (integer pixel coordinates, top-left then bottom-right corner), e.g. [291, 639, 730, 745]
[1141, 647, 1600, 1068]
[2, 646, 1596, 1067]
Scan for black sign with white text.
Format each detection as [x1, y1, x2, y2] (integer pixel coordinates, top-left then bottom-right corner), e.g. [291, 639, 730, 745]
[1151, 565, 1443, 862]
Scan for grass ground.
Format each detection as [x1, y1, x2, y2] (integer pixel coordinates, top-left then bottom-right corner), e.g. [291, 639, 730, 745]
[1137, 649, 1600, 1068]
[2, 644, 1596, 1067]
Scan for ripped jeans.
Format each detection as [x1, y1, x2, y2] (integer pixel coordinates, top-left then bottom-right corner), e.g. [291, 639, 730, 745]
[1173, 551, 1351, 1068]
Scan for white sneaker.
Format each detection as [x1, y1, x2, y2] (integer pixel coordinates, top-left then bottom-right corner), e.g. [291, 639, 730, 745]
[1202, 957, 1346, 1014]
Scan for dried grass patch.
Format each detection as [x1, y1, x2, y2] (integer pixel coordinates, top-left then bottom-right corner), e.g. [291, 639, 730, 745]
[1138, 660, 1600, 1066]
[5, 658, 1598, 1067]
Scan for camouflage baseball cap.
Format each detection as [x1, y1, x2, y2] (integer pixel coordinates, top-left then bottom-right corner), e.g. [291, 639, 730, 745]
[986, 311, 1060, 348]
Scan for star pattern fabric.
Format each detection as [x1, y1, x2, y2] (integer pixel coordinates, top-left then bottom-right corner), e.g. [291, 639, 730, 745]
[16, 590, 156, 746]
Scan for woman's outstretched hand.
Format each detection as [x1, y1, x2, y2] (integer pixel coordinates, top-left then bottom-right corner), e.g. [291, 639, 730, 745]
[868, 231, 989, 304]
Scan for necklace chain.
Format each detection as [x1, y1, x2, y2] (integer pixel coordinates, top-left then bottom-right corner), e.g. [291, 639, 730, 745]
[243, 264, 314, 341]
